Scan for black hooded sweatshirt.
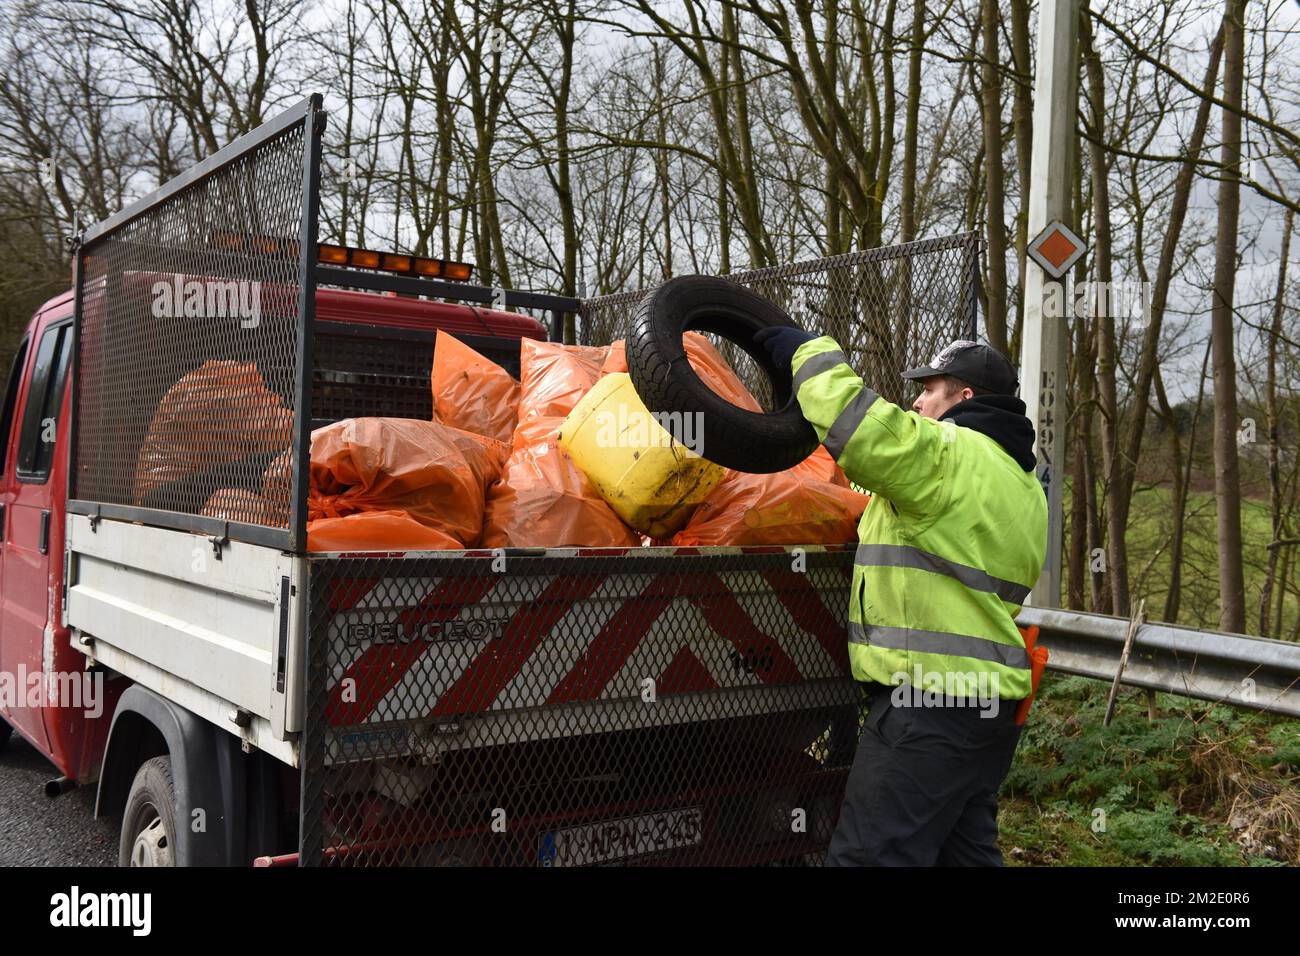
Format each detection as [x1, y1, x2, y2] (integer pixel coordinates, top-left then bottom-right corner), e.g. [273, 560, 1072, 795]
[940, 394, 1037, 471]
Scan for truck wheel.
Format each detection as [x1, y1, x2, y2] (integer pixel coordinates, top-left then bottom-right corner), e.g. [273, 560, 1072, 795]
[120, 756, 178, 867]
[0, 718, 11, 752]
[626, 275, 819, 473]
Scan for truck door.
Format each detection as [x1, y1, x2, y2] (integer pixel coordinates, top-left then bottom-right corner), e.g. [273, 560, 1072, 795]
[0, 319, 72, 750]
[0, 333, 30, 734]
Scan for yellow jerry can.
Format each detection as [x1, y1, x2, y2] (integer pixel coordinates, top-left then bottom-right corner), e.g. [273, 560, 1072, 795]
[558, 373, 725, 539]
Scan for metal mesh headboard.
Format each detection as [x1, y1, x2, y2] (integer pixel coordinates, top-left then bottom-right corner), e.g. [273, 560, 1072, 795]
[71, 96, 322, 550]
[579, 233, 981, 408]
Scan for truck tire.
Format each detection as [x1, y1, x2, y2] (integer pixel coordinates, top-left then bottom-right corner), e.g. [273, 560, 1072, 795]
[119, 756, 178, 867]
[0, 717, 11, 752]
[626, 275, 820, 473]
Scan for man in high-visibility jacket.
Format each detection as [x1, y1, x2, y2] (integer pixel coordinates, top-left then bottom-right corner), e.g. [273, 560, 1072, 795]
[755, 330, 1047, 866]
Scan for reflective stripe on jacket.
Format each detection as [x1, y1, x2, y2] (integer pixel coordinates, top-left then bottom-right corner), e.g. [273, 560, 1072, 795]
[791, 336, 1047, 699]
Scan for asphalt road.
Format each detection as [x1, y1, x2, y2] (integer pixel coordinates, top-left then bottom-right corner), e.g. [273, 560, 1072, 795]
[0, 731, 117, 867]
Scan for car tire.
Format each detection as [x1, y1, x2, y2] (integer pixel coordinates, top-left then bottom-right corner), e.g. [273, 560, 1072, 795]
[626, 275, 820, 473]
[119, 756, 178, 867]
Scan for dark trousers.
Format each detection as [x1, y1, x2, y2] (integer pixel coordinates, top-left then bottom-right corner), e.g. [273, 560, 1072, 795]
[825, 680, 1023, 866]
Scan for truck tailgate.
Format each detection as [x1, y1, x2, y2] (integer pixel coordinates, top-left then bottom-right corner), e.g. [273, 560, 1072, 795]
[300, 543, 861, 865]
[307, 544, 858, 763]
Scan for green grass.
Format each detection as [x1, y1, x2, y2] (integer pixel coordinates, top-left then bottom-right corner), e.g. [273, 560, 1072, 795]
[998, 672, 1300, 866]
[1004, 483, 1300, 864]
[1062, 481, 1297, 639]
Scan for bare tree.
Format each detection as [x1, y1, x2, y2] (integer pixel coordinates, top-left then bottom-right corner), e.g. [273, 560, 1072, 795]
[1210, 0, 1248, 632]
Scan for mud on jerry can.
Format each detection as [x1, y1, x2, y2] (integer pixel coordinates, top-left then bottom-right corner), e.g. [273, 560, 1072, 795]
[558, 372, 725, 539]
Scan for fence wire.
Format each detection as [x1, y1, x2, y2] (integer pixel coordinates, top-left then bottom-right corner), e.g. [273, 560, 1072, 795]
[580, 234, 981, 409]
[73, 115, 310, 541]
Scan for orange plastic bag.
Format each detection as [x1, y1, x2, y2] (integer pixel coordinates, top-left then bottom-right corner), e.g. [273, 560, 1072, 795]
[201, 487, 270, 525]
[482, 416, 641, 548]
[431, 330, 519, 445]
[670, 471, 867, 546]
[261, 450, 293, 525]
[517, 339, 610, 421]
[304, 417, 501, 550]
[259, 421, 506, 545]
[134, 360, 292, 504]
[307, 512, 463, 552]
[601, 333, 762, 412]
[599, 342, 627, 377]
[450, 428, 510, 472]
[789, 445, 850, 488]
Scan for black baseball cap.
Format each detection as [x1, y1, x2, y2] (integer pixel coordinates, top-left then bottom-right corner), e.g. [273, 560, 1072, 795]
[901, 339, 1019, 395]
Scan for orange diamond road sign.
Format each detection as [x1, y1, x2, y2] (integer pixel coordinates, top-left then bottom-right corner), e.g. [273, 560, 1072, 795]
[1028, 220, 1086, 279]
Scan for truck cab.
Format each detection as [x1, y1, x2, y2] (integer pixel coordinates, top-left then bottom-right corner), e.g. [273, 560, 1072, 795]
[0, 291, 105, 777]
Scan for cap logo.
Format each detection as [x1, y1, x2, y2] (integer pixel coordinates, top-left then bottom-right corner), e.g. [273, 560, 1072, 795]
[930, 339, 978, 369]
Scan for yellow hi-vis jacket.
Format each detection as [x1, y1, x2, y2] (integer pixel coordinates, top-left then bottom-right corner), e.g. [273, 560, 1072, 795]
[791, 336, 1047, 699]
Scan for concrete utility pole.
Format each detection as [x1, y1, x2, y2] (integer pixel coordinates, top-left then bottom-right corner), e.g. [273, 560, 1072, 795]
[1020, 0, 1079, 607]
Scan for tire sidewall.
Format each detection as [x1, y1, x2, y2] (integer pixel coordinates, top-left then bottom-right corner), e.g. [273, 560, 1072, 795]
[628, 276, 820, 472]
[119, 756, 179, 867]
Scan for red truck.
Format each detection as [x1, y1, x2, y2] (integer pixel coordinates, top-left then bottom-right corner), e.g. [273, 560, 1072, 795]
[0, 94, 975, 866]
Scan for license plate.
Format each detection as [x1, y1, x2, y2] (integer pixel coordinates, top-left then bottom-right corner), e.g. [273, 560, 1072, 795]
[539, 807, 703, 867]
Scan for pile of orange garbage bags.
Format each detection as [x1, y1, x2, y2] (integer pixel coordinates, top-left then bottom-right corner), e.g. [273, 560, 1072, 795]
[188, 327, 867, 551]
[460, 329, 866, 550]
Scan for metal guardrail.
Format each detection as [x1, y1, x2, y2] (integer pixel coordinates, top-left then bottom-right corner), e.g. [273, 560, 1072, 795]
[1017, 606, 1300, 718]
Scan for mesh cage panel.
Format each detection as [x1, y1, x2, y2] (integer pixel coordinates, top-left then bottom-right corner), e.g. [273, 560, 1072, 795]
[73, 117, 310, 537]
[312, 330, 435, 426]
[311, 328, 523, 428]
[579, 233, 981, 409]
[300, 547, 862, 867]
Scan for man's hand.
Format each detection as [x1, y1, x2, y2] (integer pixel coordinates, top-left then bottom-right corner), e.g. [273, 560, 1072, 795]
[754, 325, 818, 371]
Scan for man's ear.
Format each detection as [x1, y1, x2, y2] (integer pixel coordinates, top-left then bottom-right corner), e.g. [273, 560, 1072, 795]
[961, 387, 975, 402]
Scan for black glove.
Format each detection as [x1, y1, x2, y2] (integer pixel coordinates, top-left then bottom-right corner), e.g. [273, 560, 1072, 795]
[754, 325, 818, 371]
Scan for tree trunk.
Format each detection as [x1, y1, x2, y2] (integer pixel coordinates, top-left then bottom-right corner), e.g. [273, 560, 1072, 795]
[1165, 339, 1213, 623]
[653, 42, 672, 278]
[1067, 278, 1094, 611]
[1258, 206, 1293, 636]
[900, 0, 923, 243]
[555, 0, 578, 302]
[1211, 0, 1247, 633]
[1082, 9, 1128, 615]
[1154, 367, 1187, 623]
[979, 0, 1009, 353]
[1008, 0, 1033, 348]
[1108, 13, 1227, 605]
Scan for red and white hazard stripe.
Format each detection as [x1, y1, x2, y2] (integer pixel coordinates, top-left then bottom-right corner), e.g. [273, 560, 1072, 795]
[323, 545, 854, 726]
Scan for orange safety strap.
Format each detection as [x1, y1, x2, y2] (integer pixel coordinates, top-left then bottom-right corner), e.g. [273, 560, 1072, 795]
[1014, 624, 1049, 726]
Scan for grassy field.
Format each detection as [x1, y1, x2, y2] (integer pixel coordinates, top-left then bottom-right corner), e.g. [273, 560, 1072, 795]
[998, 671, 1300, 866]
[1062, 481, 1297, 639]
[990, 481, 1300, 865]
